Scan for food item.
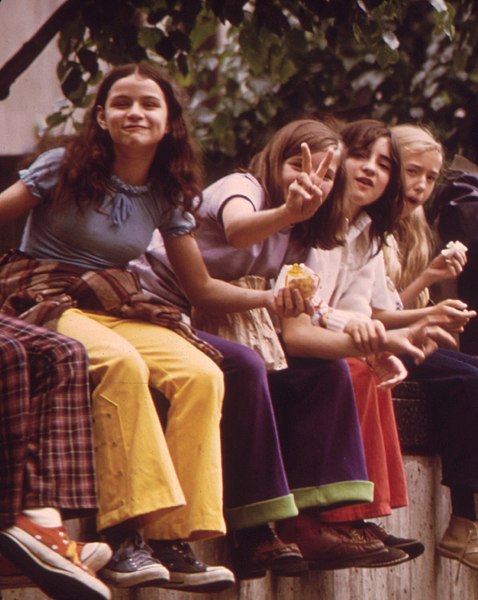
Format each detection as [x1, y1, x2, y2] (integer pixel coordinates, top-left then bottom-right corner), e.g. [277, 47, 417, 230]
[441, 240, 468, 258]
[285, 263, 319, 299]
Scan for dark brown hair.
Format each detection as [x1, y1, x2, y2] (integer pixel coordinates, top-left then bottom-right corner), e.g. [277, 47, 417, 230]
[54, 62, 203, 213]
[340, 119, 403, 251]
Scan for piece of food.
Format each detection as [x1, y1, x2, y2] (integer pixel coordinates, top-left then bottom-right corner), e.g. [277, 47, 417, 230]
[285, 263, 319, 299]
[441, 240, 468, 258]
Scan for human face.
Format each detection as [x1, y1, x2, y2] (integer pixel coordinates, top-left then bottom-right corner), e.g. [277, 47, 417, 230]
[281, 147, 341, 203]
[96, 73, 169, 153]
[400, 148, 442, 218]
[344, 136, 392, 219]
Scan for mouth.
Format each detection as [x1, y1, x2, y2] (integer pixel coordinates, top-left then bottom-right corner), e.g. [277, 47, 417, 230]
[123, 125, 147, 131]
[355, 176, 373, 187]
[405, 196, 422, 207]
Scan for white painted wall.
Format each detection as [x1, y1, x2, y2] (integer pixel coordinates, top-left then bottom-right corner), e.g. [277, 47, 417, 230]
[0, 0, 64, 154]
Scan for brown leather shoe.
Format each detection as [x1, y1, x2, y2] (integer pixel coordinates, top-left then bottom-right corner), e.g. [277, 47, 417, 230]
[232, 524, 308, 579]
[359, 521, 425, 560]
[277, 511, 408, 570]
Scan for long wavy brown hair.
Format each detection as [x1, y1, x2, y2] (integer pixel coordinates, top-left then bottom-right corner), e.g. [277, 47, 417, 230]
[53, 62, 203, 214]
[247, 119, 346, 250]
[340, 119, 403, 253]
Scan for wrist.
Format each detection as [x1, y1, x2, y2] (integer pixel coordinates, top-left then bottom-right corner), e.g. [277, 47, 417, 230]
[420, 270, 435, 288]
[311, 306, 348, 332]
[279, 203, 297, 227]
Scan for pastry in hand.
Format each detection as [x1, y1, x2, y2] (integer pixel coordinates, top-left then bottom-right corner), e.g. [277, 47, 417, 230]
[285, 263, 319, 300]
[441, 240, 468, 258]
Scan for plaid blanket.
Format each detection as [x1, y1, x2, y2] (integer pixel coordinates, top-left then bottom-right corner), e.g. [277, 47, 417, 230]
[0, 250, 222, 363]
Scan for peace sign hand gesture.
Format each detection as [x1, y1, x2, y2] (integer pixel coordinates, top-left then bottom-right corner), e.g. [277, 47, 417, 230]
[285, 143, 334, 224]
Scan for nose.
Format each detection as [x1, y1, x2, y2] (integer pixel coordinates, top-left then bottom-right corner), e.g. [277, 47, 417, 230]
[126, 101, 143, 119]
[361, 159, 377, 175]
[413, 175, 426, 193]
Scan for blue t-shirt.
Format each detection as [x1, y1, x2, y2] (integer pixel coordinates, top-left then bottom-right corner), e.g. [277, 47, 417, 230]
[19, 147, 195, 270]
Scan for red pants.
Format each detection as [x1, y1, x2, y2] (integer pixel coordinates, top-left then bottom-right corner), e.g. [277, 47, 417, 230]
[321, 358, 408, 522]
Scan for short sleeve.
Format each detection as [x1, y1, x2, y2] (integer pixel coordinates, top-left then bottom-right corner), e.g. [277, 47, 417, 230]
[200, 173, 263, 225]
[158, 206, 196, 238]
[19, 147, 65, 201]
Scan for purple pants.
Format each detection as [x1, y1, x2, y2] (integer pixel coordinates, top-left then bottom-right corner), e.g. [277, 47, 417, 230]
[197, 331, 368, 516]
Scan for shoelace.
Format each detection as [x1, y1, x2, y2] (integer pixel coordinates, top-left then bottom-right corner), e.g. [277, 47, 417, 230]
[64, 539, 82, 567]
[167, 541, 203, 567]
[118, 534, 157, 567]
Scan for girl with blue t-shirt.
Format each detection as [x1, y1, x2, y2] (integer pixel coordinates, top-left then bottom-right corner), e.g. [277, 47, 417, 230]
[0, 63, 312, 592]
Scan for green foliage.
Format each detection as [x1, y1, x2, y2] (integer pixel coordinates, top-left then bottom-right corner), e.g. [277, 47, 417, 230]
[47, 0, 478, 178]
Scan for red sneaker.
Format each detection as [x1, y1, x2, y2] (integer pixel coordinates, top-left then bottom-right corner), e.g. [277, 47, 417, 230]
[0, 542, 112, 589]
[0, 514, 111, 599]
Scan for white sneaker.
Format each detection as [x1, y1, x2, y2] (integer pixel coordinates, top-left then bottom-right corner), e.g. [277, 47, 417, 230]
[0, 514, 111, 599]
[98, 533, 169, 588]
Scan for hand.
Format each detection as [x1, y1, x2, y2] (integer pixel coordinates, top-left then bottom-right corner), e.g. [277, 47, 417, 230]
[428, 299, 476, 332]
[285, 143, 334, 224]
[366, 352, 408, 389]
[269, 287, 315, 318]
[384, 315, 457, 364]
[344, 318, 388, 356]
[424, 250, 467, 285]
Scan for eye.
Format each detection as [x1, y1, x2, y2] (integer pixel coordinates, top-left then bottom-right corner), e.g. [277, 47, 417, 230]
[286, 159, 302, 172]
[111, 100, 130, 109]
[350, 149, 368, 159]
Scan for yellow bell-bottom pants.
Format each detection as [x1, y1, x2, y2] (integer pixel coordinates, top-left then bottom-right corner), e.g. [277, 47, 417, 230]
[57, 308, 226, 541]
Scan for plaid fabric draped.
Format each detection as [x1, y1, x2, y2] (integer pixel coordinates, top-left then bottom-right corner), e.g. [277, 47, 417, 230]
[0, 250, 222, 363]
[0, 313, 97, 528]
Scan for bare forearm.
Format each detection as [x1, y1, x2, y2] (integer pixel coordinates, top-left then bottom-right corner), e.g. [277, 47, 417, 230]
[224, 204, 293, 248]
[399, 273, 431, 308]
[372, 307, 431, 329]
[282, 316, 365, 359]
[187, 279, 273, 313]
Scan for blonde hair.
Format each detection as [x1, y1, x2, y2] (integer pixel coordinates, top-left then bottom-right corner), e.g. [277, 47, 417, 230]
[383, 207, 435, 308]
[391, 124, 443, 158]
[385, 124, 443, 308]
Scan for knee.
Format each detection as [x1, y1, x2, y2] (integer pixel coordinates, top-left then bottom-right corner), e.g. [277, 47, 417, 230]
[189, 357, 224, 386]
[92, 345, 150, 384]
[223, 343, 267, 378]
[0, 335, 26, 366]
[51, 335, 89, 366]
[181, 358, 225, 408]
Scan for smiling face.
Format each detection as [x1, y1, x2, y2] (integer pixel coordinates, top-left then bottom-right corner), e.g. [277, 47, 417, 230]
[343, 136, 392, 219]
[96, 73, 169, 153]
[281, 147, 341, 203]
[400, 148, 443, 218]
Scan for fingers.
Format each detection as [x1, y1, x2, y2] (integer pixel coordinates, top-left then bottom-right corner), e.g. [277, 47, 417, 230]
[420, 325, 457, 349]
[313, 148, 334, 179]
[275, 287, 309, 318]
[301, 142, 313, 175]
[448, 255, 465, 275]
[292, 174, 321, 201]
[377, 373, 405, 389]
[351, 321, 384, 355]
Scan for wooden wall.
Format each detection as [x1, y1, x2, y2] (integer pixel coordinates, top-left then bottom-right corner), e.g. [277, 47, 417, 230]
[2, 454, 477, 600]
